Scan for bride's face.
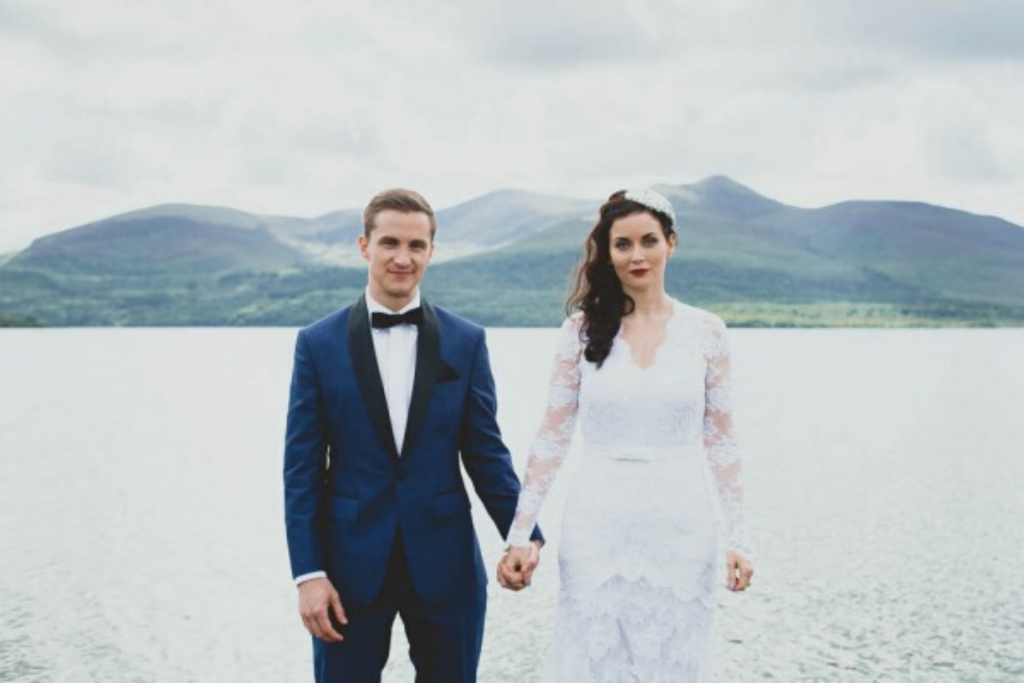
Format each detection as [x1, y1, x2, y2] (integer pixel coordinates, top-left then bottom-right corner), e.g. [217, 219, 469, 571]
[608, 212, 676, 295]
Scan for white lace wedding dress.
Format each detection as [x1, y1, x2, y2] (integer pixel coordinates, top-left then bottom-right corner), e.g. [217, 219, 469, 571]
[506, 300, 754, 682]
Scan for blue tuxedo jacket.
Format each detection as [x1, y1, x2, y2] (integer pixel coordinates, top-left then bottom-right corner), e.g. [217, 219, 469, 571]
[283, 296, 541, 605]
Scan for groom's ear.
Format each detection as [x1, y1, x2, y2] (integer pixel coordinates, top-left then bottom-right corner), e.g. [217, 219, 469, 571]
[358, 234, 370, 262]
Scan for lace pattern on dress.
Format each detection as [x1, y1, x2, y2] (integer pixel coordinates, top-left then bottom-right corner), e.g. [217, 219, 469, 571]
[702, 316, 755, 560]
[545, 577, 715, 683]
[507, 304, 754, 560]
[505, 315, 582, 547]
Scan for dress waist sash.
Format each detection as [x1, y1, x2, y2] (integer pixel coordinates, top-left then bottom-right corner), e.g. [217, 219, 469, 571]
[585, 444, 704, 462]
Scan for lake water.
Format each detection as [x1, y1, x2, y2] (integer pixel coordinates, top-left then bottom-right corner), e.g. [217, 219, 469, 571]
[1, 328, 1022, 682]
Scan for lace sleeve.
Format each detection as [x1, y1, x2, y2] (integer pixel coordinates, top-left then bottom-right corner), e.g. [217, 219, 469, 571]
[704, 318, 755, 561]
[505, 317, 583, 547]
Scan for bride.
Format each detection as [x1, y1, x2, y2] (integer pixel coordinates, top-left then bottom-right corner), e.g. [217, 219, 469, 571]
[498, 188, 755, 681]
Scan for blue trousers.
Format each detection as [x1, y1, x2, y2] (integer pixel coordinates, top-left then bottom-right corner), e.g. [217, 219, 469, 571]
[313, 534, 486, 683]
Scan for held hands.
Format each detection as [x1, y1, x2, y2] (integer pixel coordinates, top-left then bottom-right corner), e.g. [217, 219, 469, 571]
[298, 577, 348, 642]
[496, 541, 542, 591]
[726, 551, 754, 592]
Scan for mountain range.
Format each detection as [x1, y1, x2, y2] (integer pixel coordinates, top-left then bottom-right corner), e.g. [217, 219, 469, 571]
[2, 176, 1022, 327]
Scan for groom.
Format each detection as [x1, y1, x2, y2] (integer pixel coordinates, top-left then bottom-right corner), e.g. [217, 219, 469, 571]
[283, 188, 543, 682]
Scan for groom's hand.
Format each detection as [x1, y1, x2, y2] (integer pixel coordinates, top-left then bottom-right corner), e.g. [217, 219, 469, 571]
[298, 577, 348, 642]
[497, 541, 541, 591]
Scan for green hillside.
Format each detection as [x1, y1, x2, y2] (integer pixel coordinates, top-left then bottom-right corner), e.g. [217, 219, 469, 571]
[1, 178, 1022, 327]
[0, 313, 42, 327]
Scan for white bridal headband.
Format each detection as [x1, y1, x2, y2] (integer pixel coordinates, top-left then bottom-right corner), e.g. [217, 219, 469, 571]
[624, 188, 676, 227]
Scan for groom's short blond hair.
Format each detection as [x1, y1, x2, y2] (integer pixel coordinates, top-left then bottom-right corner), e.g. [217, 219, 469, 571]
[363, 189, 437, 240]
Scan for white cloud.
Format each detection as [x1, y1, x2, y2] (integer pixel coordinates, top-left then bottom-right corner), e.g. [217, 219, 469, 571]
[796, 0, 1024, 60]
[1, 0, 1022, 252]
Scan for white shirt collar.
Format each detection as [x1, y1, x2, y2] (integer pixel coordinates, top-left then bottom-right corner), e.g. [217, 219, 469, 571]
[365, 287, 421, 318]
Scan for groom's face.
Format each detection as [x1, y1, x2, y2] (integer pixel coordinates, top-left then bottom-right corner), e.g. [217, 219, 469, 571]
[359, 209, 435, 310]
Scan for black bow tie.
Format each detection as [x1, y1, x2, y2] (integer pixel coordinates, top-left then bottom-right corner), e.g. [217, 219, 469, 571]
[371, 307, 424, 329]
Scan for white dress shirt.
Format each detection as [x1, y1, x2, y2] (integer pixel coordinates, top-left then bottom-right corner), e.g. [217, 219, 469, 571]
[295, 288, 421, 587]
[365, 289, 420, 455]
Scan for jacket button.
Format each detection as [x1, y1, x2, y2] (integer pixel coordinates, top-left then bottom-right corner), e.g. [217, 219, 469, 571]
[396, 470, 406, 481]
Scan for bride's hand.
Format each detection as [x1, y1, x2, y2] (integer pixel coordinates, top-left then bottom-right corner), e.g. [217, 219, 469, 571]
[726, 551, 753, 592]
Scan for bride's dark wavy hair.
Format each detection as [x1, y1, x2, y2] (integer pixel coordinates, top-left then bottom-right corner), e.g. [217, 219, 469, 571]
[566, 190, 676, 368]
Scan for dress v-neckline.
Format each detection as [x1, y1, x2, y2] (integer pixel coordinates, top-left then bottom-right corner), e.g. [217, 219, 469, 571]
[616, 300, 678, 371]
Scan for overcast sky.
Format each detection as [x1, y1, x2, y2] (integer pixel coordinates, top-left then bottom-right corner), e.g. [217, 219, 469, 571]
[1, 0, 1022, 251]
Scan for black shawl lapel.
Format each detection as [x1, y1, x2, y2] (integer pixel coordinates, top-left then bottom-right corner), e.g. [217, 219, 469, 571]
[402, 299, 440, 457]
[347, 295, 399, 460]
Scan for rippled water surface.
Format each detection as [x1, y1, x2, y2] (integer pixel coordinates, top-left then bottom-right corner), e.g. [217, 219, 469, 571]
[1, 328, 1022, 682]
